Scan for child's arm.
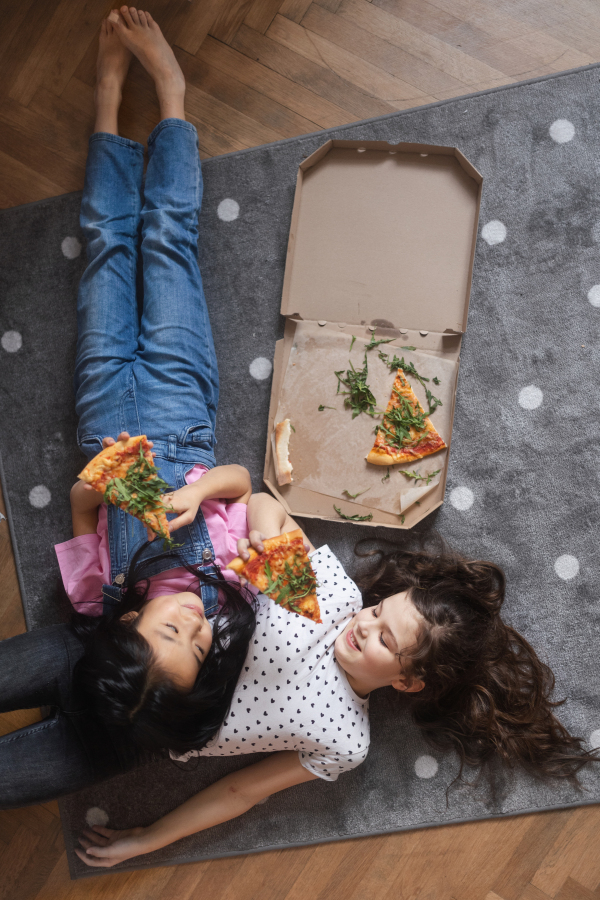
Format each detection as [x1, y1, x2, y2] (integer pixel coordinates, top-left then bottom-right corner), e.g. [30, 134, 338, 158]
[238, 492, 315, 559]
[165, 465, 252, 536]
[75, 751, 319, 868]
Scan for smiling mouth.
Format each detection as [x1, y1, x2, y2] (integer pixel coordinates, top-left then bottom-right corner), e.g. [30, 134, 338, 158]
[346, 628, 360, 651]
[182, 603, 204, 618]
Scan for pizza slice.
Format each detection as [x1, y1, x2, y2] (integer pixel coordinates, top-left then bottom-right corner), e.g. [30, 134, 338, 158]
[78, 435, 174, 543]
[227, 528, 321, 623]
[366, 369, 446, 465]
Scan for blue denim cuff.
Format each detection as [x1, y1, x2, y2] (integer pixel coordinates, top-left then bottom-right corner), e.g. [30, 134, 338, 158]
[147, 118, 198, 146]
[88, 132, 145, 155]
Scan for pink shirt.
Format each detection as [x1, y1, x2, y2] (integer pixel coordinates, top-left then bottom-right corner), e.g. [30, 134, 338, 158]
[55, 465, 250, 616]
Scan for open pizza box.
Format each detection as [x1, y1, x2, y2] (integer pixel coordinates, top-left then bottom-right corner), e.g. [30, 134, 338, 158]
[264, 139, 482, 529]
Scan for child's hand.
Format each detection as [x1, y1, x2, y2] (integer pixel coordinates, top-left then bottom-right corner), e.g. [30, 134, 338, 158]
[235, 531, 266, 584]
[75, 824, 150, 868]
[161, 484, 202, 535]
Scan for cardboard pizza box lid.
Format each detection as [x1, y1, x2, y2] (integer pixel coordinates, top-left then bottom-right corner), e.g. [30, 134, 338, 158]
[280, 139, 482, 335]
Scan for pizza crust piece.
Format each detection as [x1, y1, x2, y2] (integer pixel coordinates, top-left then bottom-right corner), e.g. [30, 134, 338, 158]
[272, 419, 293, 485]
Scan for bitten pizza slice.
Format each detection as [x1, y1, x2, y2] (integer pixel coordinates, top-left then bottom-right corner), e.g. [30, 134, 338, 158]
[78, 435, 173, 543]
[366, 369, 446, 465]
[227, 528, 321, 623]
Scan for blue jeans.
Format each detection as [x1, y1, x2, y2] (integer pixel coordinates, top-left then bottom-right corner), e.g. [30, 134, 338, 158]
[75, 119, 218, 457]
[74, 120, 221, 596]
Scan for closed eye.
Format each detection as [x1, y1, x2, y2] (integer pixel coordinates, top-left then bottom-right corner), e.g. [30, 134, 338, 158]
[371, 606, 387, 647]
[166, 622, 179, 633]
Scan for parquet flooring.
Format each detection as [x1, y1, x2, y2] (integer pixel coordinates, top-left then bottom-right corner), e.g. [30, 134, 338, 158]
[2, 0, 600, 895]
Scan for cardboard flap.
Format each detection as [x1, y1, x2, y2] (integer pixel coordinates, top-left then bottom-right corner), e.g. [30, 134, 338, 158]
[281, 141, 482, 333]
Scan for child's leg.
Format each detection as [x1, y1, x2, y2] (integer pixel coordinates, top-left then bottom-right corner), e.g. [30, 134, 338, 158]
[74, 20, 144, 457]
[109, 9, 218, 453]
[136, 120, 218, 442]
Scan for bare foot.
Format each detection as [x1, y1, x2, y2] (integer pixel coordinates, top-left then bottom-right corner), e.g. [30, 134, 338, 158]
[108, 8, 186, 121]
[94, 17, 132, 135]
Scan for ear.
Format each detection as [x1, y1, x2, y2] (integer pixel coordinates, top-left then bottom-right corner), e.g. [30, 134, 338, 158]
[119, 610, 139, 625]
[391, 675, 424, 694]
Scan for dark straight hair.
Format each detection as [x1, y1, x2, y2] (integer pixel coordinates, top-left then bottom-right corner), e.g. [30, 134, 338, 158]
[70, 542, 256, 755]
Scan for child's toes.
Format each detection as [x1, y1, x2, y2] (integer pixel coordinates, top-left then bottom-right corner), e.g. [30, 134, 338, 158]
[138, 9, 147, 26]
[128, 6, 140, 25]
[119, 5, 132, 25]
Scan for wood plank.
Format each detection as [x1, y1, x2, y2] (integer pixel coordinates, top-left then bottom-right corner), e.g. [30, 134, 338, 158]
[210, 0, 257, 44]
[3, 817, 62, 900]
[0, 0, 62, 101]
[214, 846, 316, 900]
[295, 1, 468, 95]
[492, 811, 573, 900]
[8, 0, 110, 106]
[314, 0, 344, 12]
[553, 878, 597, 900]
[336, 0, 509, 85]
[176, 44, 320, 138]
[532, 806, 600, 896]
[517, 884, 554, 900]
[267, 12, 435, 108]
[231, 24, 397, 118]
[244, 0, 287, 33]
[171, 0, 226, 55]
[279, 0, 314, 23]
[198, 36, 355, 129]
[185, 79, 286, 148]
[0, 148, 64, 209]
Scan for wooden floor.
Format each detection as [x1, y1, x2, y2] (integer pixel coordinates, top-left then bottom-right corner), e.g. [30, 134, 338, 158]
[2, 0, 600, 895]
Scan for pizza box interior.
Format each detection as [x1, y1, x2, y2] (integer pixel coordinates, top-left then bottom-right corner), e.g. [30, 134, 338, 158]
[264, 139, 482, 530]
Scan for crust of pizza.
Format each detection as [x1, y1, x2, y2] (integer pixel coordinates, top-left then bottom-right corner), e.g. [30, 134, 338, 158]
[272, 419, 293, 485]
[367, 370, 446, 465]
[78, 435, 170, 540]
[227, 529, 321, 622]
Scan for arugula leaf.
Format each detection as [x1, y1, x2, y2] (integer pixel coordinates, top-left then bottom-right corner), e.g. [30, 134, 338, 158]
[432, 376, 441, 385]
[400, 514, 406, 525]
[342, 488, 369, 499]
[335, 353, 378, 418]
[263, 554, 318, 609]
[103, 444, 179, 549]
[318, 404, 336, 411]
[401, 468, 441, 485]
[290, 423, 296, 432]
[365, 334, 394, 351]
[349, 335, 356, 352]
[381, 467, 390, 483]
[400, 345, 417, 351]
[334, 505, 373, 522]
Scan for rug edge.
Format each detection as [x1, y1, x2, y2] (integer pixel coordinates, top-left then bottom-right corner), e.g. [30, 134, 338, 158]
[64, 791, 600, 880]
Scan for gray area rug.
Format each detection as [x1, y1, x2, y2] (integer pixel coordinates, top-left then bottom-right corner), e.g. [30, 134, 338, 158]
[1, 63, 600, 878]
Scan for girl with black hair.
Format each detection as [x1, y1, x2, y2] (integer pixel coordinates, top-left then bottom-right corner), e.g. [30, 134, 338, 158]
[0, 9, 257, 807]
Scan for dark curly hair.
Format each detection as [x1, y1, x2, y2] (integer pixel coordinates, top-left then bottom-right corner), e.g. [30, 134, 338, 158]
[70, 542, 256, 756]
[355, 538, 598, 784]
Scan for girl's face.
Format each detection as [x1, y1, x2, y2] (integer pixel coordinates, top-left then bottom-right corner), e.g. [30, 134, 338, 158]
[124, 592, 213, 690]
[334, 591, 425, 698]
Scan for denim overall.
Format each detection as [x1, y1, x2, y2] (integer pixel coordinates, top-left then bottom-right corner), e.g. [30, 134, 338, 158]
[74, 121, 222, 615]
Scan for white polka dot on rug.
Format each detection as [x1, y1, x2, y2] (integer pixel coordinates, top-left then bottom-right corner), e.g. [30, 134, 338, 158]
[481, 220, 506, 246]
[587, 285, 600, 307]
[554, 554, 579, 581]
[449, 486, 474, 511]
[518, 385, 543, 409]
[1, 330, 22, 353]
[414, 755, 438, 779]
[85, 807, 109, 827]
[217, 199, 240, 222]
[249, 357, 272, 380]
[61, 236, 81, 259]
[29, 485, 51, 508]
[549, 119, 575, 143]
[589, 729, 600, 750]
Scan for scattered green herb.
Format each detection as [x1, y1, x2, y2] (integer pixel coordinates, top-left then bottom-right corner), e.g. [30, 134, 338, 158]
[365, 334, 394, 351]
[104, 444, 179, 549]
[333, 505, 374, 522]
[401, 468, 441, 486]
[381, 467, 390, 483]
[400, 514, 406, 524]
[378, 352, 443, 417]
[334, 353, 378, 418]
[349, 335, 356, 352]
[415, 501, 421, 506]
[264, 557, 318, 612]
[401, 345, 417, 351]
[432, 376, 441, 385]
[342, 488, 369, 499]
[318, 404, 336, 411]
[290, 423, 296, 432]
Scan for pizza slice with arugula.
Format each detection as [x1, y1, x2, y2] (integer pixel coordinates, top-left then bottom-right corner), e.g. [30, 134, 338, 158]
[78, 435, 175, 545]
[227, 528, 321, 623]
